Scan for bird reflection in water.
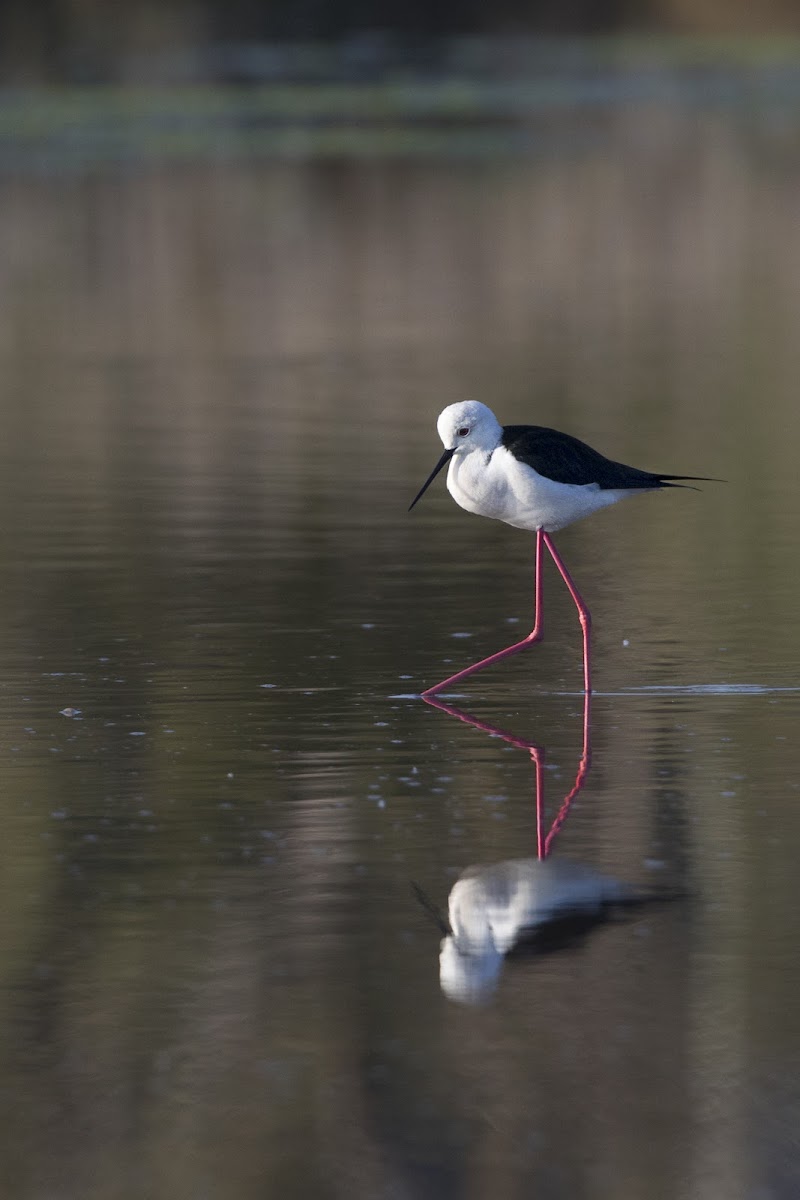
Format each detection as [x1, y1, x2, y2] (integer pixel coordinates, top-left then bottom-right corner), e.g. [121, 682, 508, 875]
[422, 693, 653, 1005]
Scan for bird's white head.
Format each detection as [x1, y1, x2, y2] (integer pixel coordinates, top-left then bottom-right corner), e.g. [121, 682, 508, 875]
[436, 400, 503, 454]
[408, 400, 503, 512]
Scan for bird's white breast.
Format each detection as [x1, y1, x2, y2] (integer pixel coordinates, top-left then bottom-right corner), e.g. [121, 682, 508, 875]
[447, 445, 642, 533]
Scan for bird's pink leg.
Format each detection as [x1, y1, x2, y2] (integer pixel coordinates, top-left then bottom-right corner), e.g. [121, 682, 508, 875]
[541, 532, 592, 695]
[421, 529, 544, 697]
[421, 528, 593, 697]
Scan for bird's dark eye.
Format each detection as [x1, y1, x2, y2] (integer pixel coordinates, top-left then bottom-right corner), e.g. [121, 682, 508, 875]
[457, 427, 469, 437]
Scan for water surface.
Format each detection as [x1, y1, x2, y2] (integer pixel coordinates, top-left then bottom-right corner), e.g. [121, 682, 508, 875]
[0, 81, 799, 1199]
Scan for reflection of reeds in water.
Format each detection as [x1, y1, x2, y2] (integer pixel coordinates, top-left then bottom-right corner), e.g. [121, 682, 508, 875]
[0, 100, 798, 532]
[0, 105, 797, 380]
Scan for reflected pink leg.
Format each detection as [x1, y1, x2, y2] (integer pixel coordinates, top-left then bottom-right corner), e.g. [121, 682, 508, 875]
[421, 528, 544, 698]
[421, 528, 593, 697]
[533, 745, 545, 859]
[540, 688, 592, 858]
[425, 687, 592, 860]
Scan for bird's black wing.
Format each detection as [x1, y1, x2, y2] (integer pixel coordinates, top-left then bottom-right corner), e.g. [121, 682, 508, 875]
[500, 425, 702, 491]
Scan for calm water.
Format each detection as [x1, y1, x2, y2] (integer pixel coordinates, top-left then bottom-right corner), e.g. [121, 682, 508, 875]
[0, 86, 800, 1200]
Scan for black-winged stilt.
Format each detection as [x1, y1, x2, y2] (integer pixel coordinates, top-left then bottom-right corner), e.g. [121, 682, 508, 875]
[409, 400, 714, 696]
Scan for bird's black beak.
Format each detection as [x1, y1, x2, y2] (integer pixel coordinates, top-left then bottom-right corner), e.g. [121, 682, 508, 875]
[408, 447, 455, 512]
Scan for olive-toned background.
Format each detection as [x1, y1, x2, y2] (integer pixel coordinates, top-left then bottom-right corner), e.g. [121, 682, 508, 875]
[0, 38, 799, 1200]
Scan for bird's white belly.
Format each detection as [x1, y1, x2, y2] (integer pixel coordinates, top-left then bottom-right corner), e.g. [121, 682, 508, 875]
[447, 446, 641, 533]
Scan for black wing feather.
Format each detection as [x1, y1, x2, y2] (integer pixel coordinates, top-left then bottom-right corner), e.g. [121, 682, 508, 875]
[500, 425, 708, 491]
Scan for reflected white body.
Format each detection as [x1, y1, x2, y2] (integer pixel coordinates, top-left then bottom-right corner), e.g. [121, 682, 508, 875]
[438, 400, 644, 533]
[440, 857, 636, 1005]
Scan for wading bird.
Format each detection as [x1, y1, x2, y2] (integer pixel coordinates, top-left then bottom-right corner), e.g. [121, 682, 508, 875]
[409, 400, 713, 696]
